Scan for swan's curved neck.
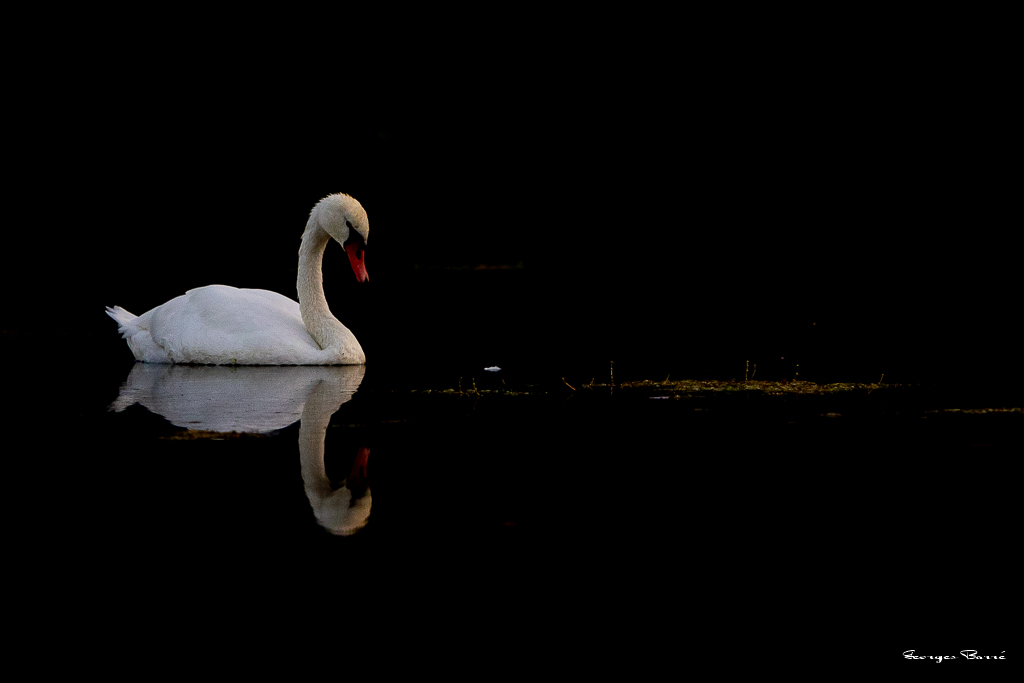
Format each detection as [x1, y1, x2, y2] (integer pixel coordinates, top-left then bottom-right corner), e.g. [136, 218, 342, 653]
[297, 218, 342, 350]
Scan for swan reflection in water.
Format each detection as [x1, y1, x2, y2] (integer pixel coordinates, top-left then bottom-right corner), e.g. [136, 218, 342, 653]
[110, 364, 371, 536]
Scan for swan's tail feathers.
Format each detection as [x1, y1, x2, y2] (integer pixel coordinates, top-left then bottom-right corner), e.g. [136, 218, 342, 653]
[105, 306, 138, 337]
[106, 306, 167, 362]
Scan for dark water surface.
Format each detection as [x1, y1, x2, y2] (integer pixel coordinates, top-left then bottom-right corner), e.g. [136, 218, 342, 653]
[6, 268, 1019, 666]
[15, 362, 1019, 654]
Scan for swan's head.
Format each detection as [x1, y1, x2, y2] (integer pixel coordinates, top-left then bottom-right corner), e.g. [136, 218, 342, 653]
[314, 193, 370, 283]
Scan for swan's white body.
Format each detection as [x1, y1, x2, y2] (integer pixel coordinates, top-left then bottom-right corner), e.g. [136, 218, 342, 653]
[107, 193, 369, 365]
[105, 285, 361, 365]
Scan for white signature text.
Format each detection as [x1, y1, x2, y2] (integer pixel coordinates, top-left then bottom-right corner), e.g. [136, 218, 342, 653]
[903, 650, 1006, 663]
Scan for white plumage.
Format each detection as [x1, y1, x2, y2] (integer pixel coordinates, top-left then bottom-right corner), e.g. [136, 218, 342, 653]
[107, 193, 369, 365]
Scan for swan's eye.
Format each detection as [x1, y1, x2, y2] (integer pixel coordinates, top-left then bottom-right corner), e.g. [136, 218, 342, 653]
[344, 221, 364, 243]
[344, 225, 366, 259]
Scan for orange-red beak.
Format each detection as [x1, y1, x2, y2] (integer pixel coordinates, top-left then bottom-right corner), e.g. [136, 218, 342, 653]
[345, 241, 368, 283]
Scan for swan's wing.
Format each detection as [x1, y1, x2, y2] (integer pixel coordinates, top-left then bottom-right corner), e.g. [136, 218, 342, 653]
[146, 285, 321, 364]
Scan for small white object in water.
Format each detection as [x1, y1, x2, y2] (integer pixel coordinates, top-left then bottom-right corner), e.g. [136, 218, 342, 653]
[484, 366, 501, 372]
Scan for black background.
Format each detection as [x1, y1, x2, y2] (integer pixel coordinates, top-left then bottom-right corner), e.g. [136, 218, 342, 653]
[6, 38, 1017, 388]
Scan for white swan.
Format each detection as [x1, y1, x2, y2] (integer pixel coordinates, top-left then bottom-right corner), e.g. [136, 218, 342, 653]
[106, 193, 369, 365]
